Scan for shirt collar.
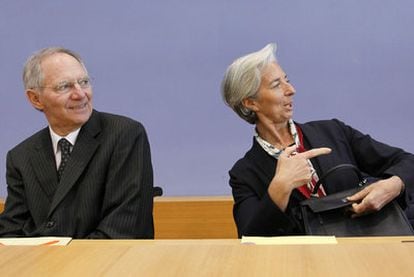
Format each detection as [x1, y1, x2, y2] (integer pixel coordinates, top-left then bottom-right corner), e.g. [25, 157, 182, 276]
[49, 127, 81, 155]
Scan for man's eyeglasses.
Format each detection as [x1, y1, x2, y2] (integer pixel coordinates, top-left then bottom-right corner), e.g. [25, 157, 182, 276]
[39, 77, 92, 94]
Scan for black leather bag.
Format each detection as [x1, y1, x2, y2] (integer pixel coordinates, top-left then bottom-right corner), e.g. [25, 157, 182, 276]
[299, 164, 414, 236]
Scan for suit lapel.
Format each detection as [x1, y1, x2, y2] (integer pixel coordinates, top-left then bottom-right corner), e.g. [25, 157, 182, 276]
[48, 111, 101, 217]
[30, 128, 59, 200]
[298, 122, 336, 179]
[247, 138, 305, 202]
[247, 138, 276, 182]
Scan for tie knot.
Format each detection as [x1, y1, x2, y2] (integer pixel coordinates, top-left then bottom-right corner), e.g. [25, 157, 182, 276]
[58, 138, 72, 153]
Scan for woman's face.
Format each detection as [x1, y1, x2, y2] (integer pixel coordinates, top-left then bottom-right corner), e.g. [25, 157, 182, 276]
[249, 62, 296, 125]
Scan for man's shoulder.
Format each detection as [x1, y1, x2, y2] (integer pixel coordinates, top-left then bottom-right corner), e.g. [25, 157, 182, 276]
[88, 110, 147, 141]
[9, 127, 49, 154]
[95, 111, 144, 130]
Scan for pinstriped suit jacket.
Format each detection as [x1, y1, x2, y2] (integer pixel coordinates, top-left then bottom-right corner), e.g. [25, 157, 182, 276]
[0, 110, 154, 239]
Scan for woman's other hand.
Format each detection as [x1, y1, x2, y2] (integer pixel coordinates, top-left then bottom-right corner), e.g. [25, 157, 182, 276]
[347, 176, 404, 216]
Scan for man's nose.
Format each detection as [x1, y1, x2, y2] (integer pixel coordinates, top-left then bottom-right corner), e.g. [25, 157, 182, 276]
[70, 83, 86, 98]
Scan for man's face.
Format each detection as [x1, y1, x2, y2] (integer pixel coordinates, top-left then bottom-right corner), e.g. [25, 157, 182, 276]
[27, 53, 93, 136]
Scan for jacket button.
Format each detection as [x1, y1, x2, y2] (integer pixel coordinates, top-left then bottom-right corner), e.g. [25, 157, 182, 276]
[46, 220, 55, 228]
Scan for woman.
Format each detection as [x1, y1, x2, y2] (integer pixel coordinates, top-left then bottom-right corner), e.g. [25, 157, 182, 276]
[221, 43, 414, 237]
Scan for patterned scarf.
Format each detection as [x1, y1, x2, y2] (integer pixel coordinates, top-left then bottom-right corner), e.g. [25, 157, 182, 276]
[255, 119, 326, 198]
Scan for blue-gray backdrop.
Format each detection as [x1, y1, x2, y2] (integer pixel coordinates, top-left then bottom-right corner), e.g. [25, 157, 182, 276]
[1, 1, 413, 197]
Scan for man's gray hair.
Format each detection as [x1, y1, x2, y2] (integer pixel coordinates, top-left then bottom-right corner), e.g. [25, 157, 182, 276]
[23, 47, 87, 90]
[221, 43, 277, 124]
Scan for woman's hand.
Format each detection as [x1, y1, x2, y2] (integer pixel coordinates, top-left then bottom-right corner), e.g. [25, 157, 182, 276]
[268, 145, 331, 211]
[347, 176, 404, 216]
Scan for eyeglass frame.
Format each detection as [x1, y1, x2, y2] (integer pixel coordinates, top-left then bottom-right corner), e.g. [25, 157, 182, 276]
[35, 76, 92, 94]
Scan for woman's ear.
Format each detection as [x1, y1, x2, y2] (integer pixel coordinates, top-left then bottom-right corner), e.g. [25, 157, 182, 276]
[242, 97, 259, 112]
[26, 89, 44, 111]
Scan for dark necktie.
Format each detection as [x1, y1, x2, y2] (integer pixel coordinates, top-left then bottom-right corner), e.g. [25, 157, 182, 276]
[57, 138, 72, 182]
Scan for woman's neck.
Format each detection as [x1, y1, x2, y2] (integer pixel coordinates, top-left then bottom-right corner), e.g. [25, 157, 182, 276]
[256, 120, 293, 149]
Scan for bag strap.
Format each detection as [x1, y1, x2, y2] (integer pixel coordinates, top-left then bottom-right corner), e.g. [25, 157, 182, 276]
[312, 164, 367, 195]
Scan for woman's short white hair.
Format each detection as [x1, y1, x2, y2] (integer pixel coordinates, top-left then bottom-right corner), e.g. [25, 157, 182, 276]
[221, 43, 277, 124]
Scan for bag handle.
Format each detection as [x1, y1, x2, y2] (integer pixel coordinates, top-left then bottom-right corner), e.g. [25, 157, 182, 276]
[312, 164, 367, 195]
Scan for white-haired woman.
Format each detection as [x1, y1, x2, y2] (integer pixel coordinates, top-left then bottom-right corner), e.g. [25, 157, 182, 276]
[222, 43, 414, 237]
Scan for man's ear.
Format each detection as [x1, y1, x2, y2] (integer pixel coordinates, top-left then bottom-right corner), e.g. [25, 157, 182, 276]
[26, 89, 44, 111]
[242, 97, 259, 112]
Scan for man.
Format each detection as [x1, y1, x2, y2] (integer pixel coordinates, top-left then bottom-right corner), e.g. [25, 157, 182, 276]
[0, 47, 154, 239]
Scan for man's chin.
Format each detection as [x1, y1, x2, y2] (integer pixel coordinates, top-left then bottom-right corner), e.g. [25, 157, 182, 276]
[71, 109, 92, 125]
